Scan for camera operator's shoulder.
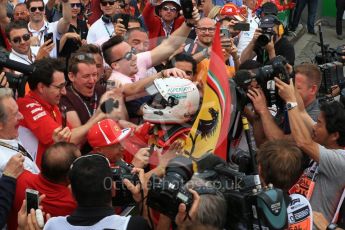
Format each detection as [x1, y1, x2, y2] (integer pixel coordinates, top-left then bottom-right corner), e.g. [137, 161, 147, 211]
[126, 216, 151, 230]
[318, 145, 345, 176]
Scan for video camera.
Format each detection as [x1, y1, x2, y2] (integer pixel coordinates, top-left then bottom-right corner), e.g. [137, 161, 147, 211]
[147, 156, 194, 219]
[111, 160, 139, 206]
[0, 50, 35, 97]
[196, 154, 289, 230]
[234, 55, 291, 111]
[257, 15, 280, 47]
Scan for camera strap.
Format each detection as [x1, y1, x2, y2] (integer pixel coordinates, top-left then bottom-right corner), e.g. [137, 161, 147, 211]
[0, 141, 34, 162]
[289, 162, 319, 200]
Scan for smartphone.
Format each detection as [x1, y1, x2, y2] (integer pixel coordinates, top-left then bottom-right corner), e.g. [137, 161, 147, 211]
[60, 105, 67, 128]
[44, 32, 53, 44]
[220, 28, 230, 38]
[233, 22, 250, 31]
[114, 14, 130, 28]
[180, 0, 194, 19]
[26, 188, 39, 214]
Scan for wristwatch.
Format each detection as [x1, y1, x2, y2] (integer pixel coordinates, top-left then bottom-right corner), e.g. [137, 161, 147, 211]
[286, 102, 298, 111]
[327, 223, 338, 230]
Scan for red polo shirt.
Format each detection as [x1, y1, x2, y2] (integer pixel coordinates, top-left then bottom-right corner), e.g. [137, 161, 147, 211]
[17, 91, 65, 168]
[7, 170, 77, 230]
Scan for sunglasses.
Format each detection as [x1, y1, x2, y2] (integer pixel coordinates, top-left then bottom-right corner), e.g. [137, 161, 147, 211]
[30, 6, 44, 12]
[100, 1, 115, 6]
[70, 3, 82, 8]
[162, 6, 177, 12]
[112, 47, 136, 63]
[12, 33, 31, 44]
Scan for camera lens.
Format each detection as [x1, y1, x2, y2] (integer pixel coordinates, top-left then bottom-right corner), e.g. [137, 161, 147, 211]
[257, 34, 271, 47]
[166, 156, 194, 182]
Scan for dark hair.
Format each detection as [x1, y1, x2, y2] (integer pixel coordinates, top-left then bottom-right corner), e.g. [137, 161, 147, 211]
[26, 0, 44, 9]
[41, 142, 79, 184]
[28, 58, 65, 90]
[294, 63, 322, 90]
[69, 154, 112, 207]
[77, 44, 102, 56]
[129, 16, 140, 25]
[101, 35, 124, 66]
[68, 53, 96, 74]
[173, 53, 197, 75]
[14, 3, 28, 12]
[320, 101, 345, 147]
[5, 20, 28, 40]
[257, 139, 303, 192]
[239, 59, 263, 70]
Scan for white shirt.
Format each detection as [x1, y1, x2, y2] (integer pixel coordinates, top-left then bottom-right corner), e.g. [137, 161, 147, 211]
[44, 215, 131, 230]
[87, 17, 114, 44]
[0, 138, 39, 177]
[237, 9, 260, 56]
[28, 20, 60, 58]
[9, 49, 35, 65]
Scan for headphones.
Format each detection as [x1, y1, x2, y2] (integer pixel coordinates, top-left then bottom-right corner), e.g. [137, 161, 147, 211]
[102, 15, 116, 23]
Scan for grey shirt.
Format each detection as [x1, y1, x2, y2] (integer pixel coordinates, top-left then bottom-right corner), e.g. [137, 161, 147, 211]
[310, 145, 345, 223]
[306, 99, 320, 122]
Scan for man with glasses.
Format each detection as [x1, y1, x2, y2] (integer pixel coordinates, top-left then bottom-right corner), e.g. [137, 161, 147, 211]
[102, 7, 199, 89]
[143, 0, 184, 49]
[86, 0, 126, 44]
[5, 20, 53, 66]
[17, 58, 107, 168]
[184, 17, 215, 55]
[26, 0, 72, 58]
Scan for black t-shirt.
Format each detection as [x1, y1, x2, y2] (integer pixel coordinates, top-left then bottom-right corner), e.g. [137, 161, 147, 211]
[254, 36, 295, 65]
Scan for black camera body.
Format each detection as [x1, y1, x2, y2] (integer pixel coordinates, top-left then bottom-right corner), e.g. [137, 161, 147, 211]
[198, 162, 288, 230]
[257, 15, 279, 47]
[147, 156, 194, 219]
[111, 161, 139, 206]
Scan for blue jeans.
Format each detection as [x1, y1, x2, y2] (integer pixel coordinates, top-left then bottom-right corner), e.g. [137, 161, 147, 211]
[291, 0, 319, 32]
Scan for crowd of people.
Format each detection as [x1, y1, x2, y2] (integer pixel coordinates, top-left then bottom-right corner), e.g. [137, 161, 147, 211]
[0, 0, 344, 229]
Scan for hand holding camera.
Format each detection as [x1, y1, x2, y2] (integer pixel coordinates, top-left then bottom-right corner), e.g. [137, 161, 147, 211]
[114, 18, 127, 37]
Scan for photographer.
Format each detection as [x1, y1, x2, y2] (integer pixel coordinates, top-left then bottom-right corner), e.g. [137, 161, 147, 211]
[240, 15, 295, 65]
[43, 154, 151, 230]
[247, 63, 321, 147]
[157, 177, 226, 230]
[275, 77, 345, 224]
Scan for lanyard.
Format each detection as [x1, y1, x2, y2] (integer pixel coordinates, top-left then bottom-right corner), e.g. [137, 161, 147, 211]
[71, 87, 98, 118]
[0, 141, 34, 162]
[104, 23, 112, 38]
[12, 52, 34, 65]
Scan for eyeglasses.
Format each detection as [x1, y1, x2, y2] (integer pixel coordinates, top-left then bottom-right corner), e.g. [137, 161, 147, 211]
[197, 27, 216, 33]
[162, 6, 177, 12]
[100, 1, 115, 6]
[30, 6, 44, 12]
[12, 34, 31, 44]
[70, 154, 110, 170]
[50, 81, 68, 91]
[112, 47, 136, 63]
[70, 3, 82, 8]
